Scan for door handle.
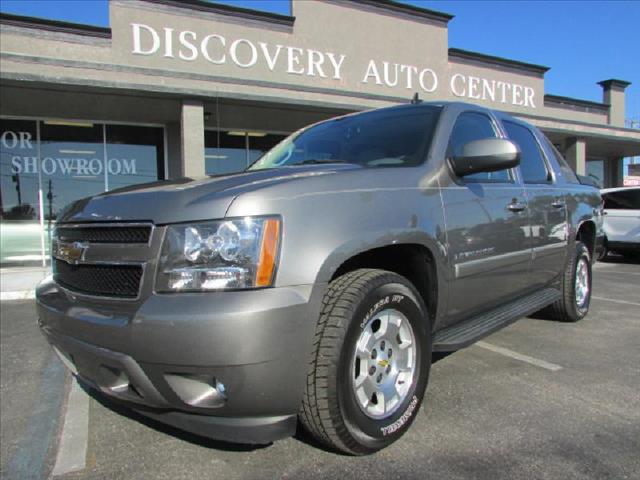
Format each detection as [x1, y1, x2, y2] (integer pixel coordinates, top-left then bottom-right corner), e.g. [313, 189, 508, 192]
[507, 202, 527, 213]
[551, 200, 565, 209]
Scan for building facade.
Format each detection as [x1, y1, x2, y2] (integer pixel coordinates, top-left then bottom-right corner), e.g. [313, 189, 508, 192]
[1, 0, 639, 266]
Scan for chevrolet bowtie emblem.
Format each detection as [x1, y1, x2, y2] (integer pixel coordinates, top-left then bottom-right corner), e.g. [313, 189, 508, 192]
[377, 359, 390, 368]
[55, 241, 88, 265]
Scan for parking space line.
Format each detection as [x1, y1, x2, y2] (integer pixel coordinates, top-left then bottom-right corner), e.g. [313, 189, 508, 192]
[593, 264, 640, 274]
[5, 354, 66, 480]
[593, 268, 640, 276]
[52, 378, 90, 477]
[476, 341, 563, 372]
[592, 296, 640, 307]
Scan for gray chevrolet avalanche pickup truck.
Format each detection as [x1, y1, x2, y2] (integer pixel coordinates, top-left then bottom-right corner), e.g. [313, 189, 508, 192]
[36, 101, 602, 455]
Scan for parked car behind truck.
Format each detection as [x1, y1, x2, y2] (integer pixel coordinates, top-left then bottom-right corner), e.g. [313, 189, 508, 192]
[36, 101, 602, 455]
[598, 186, 640, 259]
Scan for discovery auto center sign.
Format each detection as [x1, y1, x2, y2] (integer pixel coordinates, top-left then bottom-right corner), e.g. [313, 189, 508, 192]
[119, 8, 541, 111]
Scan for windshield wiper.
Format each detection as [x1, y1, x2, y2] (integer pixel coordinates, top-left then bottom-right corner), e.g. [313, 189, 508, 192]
[290, 159, 350, 166]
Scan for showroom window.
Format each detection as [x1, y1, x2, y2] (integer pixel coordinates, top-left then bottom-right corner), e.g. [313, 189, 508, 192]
[105, 124, 164, 190]
[0, 119, 41, 264]
[0, 118, 164, 266]
[39, 121, 107, 228]
[205, 130, 287, 175]
[586, 159, 605, 188]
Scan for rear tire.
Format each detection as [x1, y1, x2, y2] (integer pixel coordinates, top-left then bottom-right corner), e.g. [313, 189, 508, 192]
[541, 241, 592, 322]
[596, 237, 608, 261]
[299, 269, 431, 455]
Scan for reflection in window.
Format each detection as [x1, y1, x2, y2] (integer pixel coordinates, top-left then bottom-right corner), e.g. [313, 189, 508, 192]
[205, 130, 287, 175]
[0, 119, 164, 266]
[248, 133, 287, 164]
[503, 120, 550, 184]
[586, 160, 604, 188]
[205, 130, 247, 175]
[106, 125, 163, 190]
[448, 112, 510, 183]
[40, 121, 105, 227]
[0, 119, 41, 265]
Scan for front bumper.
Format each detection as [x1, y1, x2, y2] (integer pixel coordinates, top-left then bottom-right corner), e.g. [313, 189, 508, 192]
[36, 277, 324, 443]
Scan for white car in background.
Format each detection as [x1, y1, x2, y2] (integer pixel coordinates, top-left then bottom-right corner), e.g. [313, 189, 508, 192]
[599, 187, 640, 259]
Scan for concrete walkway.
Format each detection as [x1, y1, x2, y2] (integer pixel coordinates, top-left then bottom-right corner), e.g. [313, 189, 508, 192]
[0, 266, 50, 300]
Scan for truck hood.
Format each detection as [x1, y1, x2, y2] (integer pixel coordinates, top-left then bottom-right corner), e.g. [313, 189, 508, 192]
[58, 164, 360, 224]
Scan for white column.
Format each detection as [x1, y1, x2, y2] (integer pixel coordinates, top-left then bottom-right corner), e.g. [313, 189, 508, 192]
[180, 100, 205, 177]
[565, 137, 586, 176]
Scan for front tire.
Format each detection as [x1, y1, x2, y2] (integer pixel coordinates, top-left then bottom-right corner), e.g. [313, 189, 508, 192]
[541, 241, 592, 322]
[299, 269, 431, 455]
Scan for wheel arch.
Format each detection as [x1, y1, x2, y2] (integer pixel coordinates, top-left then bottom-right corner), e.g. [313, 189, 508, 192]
[576, 219, 597, 260]
[326, 241, 442, 329]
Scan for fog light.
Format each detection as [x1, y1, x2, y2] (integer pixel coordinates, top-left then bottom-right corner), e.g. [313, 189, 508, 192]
[165, 373, 227, 408]
[100, 365, 131, 393]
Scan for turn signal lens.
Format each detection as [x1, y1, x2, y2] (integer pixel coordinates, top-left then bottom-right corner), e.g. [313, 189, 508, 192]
[157, 216, 281, 292]
[256, 219, 280, 287]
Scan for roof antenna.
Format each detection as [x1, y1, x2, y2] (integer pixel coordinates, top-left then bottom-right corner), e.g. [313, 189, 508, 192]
[411, 92, 422, 104]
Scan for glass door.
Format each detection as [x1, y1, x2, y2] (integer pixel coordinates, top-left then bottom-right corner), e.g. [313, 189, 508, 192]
[0, 119, 42, 265]
[0, 118, 165, 267]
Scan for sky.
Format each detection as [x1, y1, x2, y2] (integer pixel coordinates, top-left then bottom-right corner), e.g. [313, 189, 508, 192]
[0, 0, 638, 124]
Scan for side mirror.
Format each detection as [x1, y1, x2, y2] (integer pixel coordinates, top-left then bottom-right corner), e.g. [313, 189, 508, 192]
[450, 138, 520, 177]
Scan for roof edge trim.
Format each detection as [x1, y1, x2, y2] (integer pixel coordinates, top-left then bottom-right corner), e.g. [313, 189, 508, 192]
[345, 0, 453, 24]
[544, 94, 609, 113]
[140, 0, 296, 26]
[0, 12, 111, 38]
[449, 48, 550, 75]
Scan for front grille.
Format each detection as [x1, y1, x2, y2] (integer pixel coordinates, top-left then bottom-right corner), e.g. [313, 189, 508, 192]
[55, 225, 151, 244]
[54, 259, 143, 298]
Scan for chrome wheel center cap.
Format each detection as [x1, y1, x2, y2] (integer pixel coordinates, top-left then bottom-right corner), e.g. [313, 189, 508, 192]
[352, 308, 417, 420]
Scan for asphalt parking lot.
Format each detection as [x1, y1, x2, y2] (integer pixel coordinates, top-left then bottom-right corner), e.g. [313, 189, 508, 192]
[1, 257, 639, 480]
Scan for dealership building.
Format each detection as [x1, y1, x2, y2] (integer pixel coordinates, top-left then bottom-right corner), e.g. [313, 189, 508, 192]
[1, 0, 639, 266]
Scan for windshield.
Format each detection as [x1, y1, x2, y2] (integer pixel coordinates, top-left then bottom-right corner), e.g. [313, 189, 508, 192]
[248, 106, 442, 170]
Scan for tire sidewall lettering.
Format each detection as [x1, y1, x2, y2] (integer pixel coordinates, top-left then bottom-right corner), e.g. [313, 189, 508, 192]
[380, 395, 419, 436]
[339, 281, 430, 443]
[360, 294, 405, 329]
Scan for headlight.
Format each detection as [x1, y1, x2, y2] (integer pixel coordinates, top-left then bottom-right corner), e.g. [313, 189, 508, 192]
[156, 217, 281, 292]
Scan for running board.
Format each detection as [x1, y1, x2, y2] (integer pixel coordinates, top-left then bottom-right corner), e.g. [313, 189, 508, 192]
[433, 288, 561, 352]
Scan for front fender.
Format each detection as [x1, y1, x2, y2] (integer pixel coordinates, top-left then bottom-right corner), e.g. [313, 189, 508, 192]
[314, 228, 445, 284]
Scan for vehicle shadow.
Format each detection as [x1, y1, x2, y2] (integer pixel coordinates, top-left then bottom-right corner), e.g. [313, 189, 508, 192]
[80, 382, 271, 452]
[292, 350, 460, 454]
[598, 253, 639, 265]
[79, 353, 458, 455]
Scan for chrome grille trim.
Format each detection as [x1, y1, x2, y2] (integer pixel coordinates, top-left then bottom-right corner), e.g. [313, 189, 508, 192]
[53, 223, 155, 246]
[51, 222, 159, 301]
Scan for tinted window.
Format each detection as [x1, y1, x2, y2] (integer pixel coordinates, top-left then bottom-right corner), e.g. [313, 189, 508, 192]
[603, 189, 640, 209]
[504, 121, 550, 184]
[1, 119, 39, 223]
[448, 111, 510, 183]
[105, 124, 163, 190]
[39, 122, 106, 223]
[248, 133, 287, 164]
[0, 120, 41, 266]
[205, 131, 288, 175]
[249, 106, 441, 170]
[1, 119, 164, 267]
[543, 136, 580, 184]
[205, 130, 248, 175]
